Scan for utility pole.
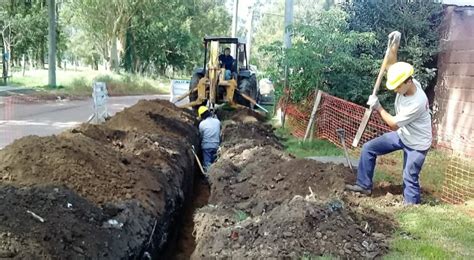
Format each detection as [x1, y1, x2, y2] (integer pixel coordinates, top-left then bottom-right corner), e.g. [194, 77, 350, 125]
[284, 0, 293, 49]
[231, 0, 239, 57]
[246, 5, 254, 64]
[281, 0, 293, 128]
[48, 0, 56, 88]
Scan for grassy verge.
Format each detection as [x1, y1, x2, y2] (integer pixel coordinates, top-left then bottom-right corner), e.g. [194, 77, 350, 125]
[274, 125, 473, 259]
[375, 149, 450, 195]
[275, 127, 343, 157]
[386, 204, 474, 259]
[8, 69, 170, 96]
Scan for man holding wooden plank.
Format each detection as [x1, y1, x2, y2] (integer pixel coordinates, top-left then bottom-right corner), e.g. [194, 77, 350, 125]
[346, 62, 432, 205]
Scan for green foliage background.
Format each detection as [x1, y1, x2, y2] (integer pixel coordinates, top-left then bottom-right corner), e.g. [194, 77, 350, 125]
[2, 0, 443, 105]
[258, 0, 442, 107]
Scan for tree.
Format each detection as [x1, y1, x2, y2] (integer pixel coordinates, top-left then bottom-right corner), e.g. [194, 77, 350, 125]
[262, 7, 377, 104]
[65, 0, 146, 71]
[64, 0, 229, 75]
[251, 0, 335, 73]
[343, 0, 443, 89]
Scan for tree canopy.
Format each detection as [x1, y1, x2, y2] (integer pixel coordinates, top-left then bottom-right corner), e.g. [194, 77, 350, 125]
[1, 0, 230, 75]
[257, 0, 442, 107]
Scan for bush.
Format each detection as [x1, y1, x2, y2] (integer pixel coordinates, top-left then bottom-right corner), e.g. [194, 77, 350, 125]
[263, 1, 442, 109]
[263, 8, 378, 105]
[69, 77, 90, 94]
[343, 0, 443, 105]
[92, 73, 164, 96]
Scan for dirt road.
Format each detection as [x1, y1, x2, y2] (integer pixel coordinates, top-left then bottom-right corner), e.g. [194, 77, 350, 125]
[0, 95, 170, 149]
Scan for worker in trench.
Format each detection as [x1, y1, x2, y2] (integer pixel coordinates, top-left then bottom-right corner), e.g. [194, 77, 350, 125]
[345, 62, 432, 205]
[198, 106, 221, 173]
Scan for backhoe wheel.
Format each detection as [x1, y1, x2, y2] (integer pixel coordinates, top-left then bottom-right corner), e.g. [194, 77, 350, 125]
[236, 75, 258, 109]
[236, 78, 253, 108]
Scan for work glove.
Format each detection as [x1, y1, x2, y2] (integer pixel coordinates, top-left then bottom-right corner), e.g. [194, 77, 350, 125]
[367, 95, 381, 111]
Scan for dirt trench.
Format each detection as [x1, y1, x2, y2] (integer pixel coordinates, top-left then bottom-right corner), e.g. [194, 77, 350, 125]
[190, 109, 397, 259]
[0, 100, 201, 259]
[0, 102, 397, 259]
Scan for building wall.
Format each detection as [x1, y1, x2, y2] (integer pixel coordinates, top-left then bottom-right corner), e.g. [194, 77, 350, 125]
[434, 5, 474, 156]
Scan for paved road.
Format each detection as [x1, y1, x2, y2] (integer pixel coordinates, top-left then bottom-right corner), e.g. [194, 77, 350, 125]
[0, 95, 171, 149]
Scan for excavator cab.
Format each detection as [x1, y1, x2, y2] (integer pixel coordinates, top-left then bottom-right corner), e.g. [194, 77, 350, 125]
[175, 36, 259, 112]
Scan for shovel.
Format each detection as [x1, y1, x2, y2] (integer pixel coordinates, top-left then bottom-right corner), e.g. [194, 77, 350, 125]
[336, 128, 355, 174]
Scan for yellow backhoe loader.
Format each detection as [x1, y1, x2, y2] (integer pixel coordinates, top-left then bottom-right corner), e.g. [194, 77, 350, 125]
[174, 36, 265, 112]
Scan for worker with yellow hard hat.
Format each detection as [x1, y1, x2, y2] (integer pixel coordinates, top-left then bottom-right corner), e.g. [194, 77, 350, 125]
[198, 106, 221, 173]
[346, 62, 432, 205]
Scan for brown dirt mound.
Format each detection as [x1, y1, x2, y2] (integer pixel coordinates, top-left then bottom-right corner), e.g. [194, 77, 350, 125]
[0, 100, 199, 258]
[0, 133, 163, 210]
[216, 107, 266, 123]
[220, 121, 282, 151]
[208, 158, 352, 216]
[193, 198, 392, 259]
[192, 110, 395, 259]
[106, 99, 199, 142]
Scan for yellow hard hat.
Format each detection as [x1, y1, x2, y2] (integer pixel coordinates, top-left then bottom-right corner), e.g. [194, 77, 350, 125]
[198, 106, 208, 118]
[386, 62, 414, 90]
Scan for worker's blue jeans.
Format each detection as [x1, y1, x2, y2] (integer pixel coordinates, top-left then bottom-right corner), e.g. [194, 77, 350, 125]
[224, 70, 231, 80]
[356, 131, 428, 204]
[202, 148, 218, 172]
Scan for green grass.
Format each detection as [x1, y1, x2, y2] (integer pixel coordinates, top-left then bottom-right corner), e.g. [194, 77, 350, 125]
[275, 127, 343, 158]
[375, 150, 450, 194]
[276, 125, 472, 259]
[385, 204, 474, 259]
[8, 69, 170, 96]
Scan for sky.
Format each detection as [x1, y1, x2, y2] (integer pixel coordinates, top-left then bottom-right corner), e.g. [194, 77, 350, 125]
[226, 0, 256, 22]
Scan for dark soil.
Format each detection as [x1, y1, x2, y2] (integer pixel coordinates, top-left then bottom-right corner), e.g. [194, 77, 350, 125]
[216, 107, 266, 123]
[0, 99, 199, 259]
[220, 121, 282, 152]
[166, 178, 210, 260]
[0, 185, 152, 259]
[192, 112, 396, 259]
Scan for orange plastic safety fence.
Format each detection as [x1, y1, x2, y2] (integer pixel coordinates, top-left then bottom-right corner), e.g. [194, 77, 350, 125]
[441, 152, 474, 204]
[285, 93, 390, 149]
[284, 92, 473, 204]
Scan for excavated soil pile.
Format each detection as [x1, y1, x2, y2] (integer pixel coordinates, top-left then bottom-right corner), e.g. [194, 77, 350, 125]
[216, 107, 266, 123]
[192, 112, 395, 259]
[0, 99, 199, 259]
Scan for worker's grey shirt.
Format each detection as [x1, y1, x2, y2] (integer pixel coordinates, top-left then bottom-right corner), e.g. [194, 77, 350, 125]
[394, 79, 432, 151]
[199, 117, 221, 149]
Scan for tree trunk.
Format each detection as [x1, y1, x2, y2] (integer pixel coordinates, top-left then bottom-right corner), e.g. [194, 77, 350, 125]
[22, 54, 26, 76]
[39, 46, 45, 69]
[2, 46, 7, 85]
[109, 36, 119, 71]
[123, 26, 134, 73]
[28, 51, 33, 70]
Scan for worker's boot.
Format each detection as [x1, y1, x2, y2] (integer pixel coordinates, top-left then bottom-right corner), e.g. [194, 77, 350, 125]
[345, 184, 372, 195]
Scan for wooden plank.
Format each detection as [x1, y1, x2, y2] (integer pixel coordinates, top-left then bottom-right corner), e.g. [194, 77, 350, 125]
[304, 90, 323, 141]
